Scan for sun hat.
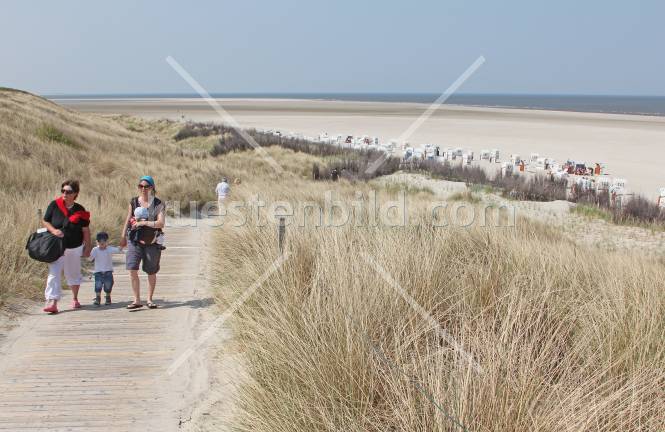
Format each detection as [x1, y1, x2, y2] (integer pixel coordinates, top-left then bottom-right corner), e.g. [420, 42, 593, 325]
[139, 175, 155, 187]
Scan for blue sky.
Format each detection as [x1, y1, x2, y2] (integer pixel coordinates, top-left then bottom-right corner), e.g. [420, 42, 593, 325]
[1, 0, 663, 95]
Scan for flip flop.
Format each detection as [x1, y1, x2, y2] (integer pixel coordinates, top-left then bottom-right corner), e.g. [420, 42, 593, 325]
[126, 303, 143, 310]
[146, 302, 158, 309]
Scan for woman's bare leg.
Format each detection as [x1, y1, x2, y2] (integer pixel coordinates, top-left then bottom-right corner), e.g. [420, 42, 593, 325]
[70, 285, 80, 302]
[147, 274, 156, 303]
[130, 270, 141, 304]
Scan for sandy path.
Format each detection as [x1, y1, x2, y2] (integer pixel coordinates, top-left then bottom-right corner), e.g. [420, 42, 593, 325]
[0, 219, 235, 431]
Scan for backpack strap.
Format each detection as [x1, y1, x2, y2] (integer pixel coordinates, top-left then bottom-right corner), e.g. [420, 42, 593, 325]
[127, 197, 139, 237]
[153, 197, 162, 214]
[153, 198, 163, 234]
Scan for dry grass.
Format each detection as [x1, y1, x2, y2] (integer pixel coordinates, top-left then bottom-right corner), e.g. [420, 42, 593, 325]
[448, 190, 481, 204]
[211, 160, 665, 431]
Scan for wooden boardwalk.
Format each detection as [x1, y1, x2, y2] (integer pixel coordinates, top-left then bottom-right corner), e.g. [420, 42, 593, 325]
[0, 221, 221, 431]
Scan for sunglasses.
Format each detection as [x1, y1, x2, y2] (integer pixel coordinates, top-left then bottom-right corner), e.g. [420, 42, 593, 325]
[61, 189, 75, 195]
[137, 184, 153, 189]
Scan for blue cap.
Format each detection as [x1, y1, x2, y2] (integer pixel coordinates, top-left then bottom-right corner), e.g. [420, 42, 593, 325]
[139, 175, 155, 187]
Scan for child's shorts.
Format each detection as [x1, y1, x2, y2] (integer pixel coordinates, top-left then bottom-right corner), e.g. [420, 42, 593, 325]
[94, 271, 114, 293]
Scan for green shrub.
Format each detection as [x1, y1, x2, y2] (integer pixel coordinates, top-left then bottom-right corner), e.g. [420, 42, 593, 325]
[448, 190, 481, 203]
[36, 124, 82, 149]
[571, 204, 613, 222]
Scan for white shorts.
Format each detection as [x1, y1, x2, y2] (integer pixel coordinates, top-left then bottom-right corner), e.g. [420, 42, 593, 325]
[45, 245, 83, 300]
[217, 196, 227, 216]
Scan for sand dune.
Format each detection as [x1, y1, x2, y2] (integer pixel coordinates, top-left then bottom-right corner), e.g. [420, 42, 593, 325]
[55, 98, 665, 197]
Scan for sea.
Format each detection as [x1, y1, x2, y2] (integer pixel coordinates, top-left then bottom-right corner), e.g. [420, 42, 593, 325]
[46, 93, 665, 117]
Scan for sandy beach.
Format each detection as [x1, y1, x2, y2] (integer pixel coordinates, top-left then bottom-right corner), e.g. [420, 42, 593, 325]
[55, 98, 665, 197]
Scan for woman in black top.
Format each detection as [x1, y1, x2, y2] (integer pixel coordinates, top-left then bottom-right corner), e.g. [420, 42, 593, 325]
[42, 180, 92, 314]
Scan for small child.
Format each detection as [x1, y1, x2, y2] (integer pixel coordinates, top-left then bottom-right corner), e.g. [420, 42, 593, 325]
[89, 232, 123, 306]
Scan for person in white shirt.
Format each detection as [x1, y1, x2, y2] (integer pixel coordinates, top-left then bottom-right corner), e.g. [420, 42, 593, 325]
[215, 177, 230, 215]
[215, 177, 230, 201]
[89, 232, 123, 306]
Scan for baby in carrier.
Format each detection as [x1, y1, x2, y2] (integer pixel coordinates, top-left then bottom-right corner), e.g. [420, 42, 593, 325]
[128, 206, 165, 249]
[128, 206, 150, 245]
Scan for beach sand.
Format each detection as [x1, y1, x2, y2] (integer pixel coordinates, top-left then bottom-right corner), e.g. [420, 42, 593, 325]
[55, 98, 665, 197]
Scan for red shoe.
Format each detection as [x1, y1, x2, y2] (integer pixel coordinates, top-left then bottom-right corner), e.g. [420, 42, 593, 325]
[43, 305, 58, 314]
[72, 300, 82, 309]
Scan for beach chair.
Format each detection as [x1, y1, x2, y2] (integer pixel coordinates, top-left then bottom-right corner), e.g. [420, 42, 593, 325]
[613, 178, 627, 189]
[659, 188, 665, 208]
[501, 162, 513, 177]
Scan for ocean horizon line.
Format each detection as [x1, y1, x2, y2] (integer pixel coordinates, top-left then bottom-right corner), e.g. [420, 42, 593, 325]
[45, 92, 665, 117]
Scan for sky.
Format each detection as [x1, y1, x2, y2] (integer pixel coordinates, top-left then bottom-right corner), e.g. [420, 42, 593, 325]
[1, 0, 664, 96]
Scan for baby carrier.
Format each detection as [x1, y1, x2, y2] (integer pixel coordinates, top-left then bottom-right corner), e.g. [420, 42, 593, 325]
[128, 196, 163, 246]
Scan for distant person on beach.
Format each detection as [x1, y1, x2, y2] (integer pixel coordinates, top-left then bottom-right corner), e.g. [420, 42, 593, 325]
[215, 177, 230, 203]
[215, 178, 230, 216]
[89, 232, 123, 306]
[42, 179, 91, 314]
[215, 177, 232, 217]
[120, 175, 165, 310]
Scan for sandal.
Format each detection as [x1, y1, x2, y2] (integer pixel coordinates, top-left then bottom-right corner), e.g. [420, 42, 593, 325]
[146, 302, 158, 309]
[126, 303, 143, 310]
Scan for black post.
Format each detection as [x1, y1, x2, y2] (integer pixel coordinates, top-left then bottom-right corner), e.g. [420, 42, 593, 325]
[97, 194, 102, 207]
[37, 208, 42, 223]
[278, 217, 286, 253]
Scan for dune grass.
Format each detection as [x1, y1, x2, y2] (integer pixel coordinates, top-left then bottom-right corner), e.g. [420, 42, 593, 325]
[211, 158, 665, 431]
[572, 203, 665, 232]
[36, 124, 82, 149]
[571, 203, 614, 222]
[447, 190, 481, 204]
[378, 181, 435, 197]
